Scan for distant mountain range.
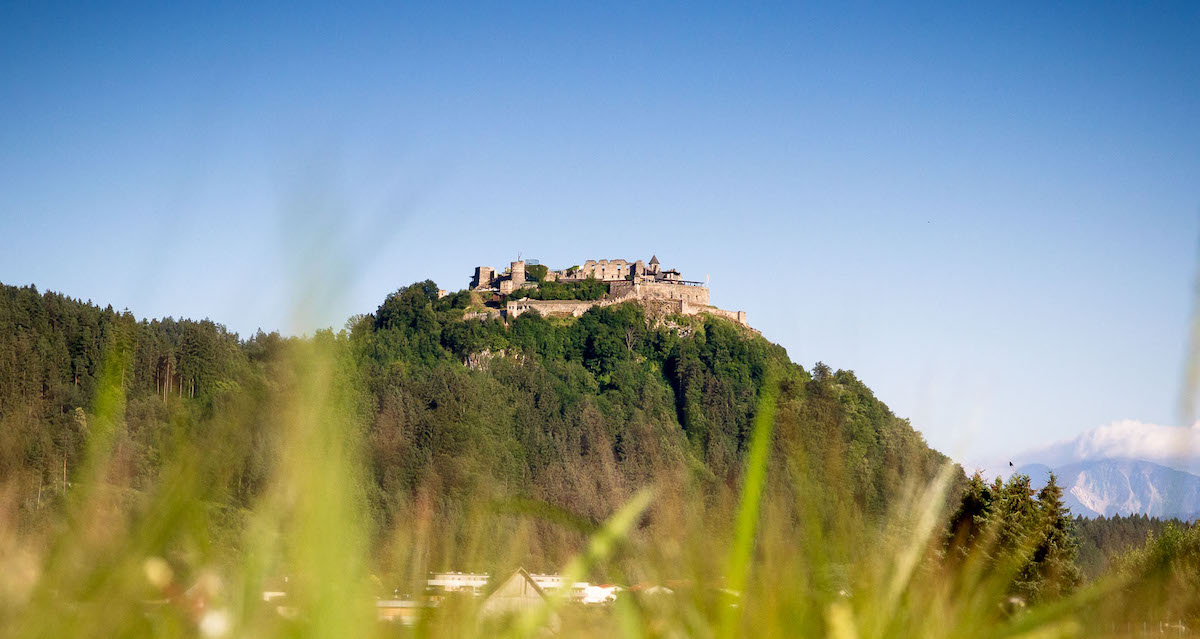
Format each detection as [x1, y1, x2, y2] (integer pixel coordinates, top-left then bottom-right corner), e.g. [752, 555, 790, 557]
[1019, 459, 1200, 521]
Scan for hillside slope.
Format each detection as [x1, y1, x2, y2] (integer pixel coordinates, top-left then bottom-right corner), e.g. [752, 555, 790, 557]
[0, 280, 956, 567]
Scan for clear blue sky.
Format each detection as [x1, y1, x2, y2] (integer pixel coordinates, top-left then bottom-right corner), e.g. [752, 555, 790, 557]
[1, 2, 1198, 464]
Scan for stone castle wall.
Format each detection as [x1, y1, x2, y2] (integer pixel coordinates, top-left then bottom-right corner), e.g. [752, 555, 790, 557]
[609, 281, 710, 306]
[470, 255, 748, 329]
[478, 256, 670, 289]
[682, 302, 749, 327]
[505, 283, 750, 329]
[507, 299, 603, 319]
[566, 259, 632, 281]
[472, 266, 495, 289]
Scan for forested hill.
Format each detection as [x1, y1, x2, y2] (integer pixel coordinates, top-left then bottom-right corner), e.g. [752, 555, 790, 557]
[0, 280, 954, 564]
[0, 284, 253, 484]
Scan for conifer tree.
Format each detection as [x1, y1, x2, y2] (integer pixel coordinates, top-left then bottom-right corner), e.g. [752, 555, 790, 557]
[1032, 473, 1082, 600]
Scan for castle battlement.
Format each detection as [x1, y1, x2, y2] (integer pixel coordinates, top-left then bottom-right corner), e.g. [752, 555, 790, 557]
[469, 256, 752, 329]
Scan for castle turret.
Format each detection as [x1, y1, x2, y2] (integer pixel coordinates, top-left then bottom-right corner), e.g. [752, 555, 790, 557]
[510, 260, 526, 285]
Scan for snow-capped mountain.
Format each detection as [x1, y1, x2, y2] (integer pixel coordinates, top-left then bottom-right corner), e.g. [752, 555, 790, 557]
[1019, 459, 1200, 520]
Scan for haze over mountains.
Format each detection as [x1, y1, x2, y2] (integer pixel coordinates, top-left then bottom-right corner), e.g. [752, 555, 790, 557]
[1023, 420, 1200, 474]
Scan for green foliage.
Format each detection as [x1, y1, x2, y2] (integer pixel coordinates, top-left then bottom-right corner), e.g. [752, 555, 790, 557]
[0, 280, 956, 571]
[1031, 474, 1083, 599]
[1073, 513, 1185, 579]
[0, 283, 249, 490]
[14, 278, 1155, 639]
[516, 278, 607, 301]
[525, 264, 549, 282]
[1111, 522, 1200, 627]
[374, 279, 440, 331]
[436, 289, 473, 311]
[945, 472, 1081, 603]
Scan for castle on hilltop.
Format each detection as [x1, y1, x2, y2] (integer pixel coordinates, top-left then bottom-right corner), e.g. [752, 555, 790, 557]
[469, 256, 752, 329]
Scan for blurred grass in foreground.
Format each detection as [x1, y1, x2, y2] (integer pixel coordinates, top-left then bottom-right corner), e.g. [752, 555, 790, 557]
[1, 330, 1176, 639]
[3, 205, 1198, 637]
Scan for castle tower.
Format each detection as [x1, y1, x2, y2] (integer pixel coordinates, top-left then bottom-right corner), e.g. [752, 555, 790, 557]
[632, 260, 646, 280]
[472, 266, 495, 289]
[510, 260, 526, 285]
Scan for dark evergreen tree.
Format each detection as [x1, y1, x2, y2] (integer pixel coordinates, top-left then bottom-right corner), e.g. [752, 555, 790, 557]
[1032, 474, 1082, 599]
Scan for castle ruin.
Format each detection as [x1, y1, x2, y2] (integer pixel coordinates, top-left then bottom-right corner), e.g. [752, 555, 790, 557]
[470, 255, 751, 328]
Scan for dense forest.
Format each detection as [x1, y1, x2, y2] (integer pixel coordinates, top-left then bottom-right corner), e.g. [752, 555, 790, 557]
[945, 472, 1081, 603]
[1074, 513, 1194, 579]
[3, 279, 1196, 631]
[0, 284, 250, 495]
[0, 281, 948, 559]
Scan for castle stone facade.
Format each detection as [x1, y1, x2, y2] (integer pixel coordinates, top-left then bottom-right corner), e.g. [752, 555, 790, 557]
[469, 256, 752, 329]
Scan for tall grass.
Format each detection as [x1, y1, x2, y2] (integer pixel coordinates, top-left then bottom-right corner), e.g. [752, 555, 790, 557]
[1, 208, 1191, 638]
[0, 330, 1146, 639]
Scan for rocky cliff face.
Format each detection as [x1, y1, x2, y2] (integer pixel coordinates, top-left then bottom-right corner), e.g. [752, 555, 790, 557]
[1022, 459, 1200, 520]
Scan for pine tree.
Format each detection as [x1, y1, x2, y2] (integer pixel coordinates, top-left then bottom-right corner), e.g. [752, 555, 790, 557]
[1032, 473, 1082, 600]
[945, 472, 994, 561]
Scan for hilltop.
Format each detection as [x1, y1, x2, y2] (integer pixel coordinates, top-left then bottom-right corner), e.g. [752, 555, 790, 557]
[2, 276, 1130, 633]
[463, 255, 753, 329]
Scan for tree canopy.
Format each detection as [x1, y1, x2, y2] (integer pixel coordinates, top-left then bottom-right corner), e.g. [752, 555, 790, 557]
[0, 279, 953, 569]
